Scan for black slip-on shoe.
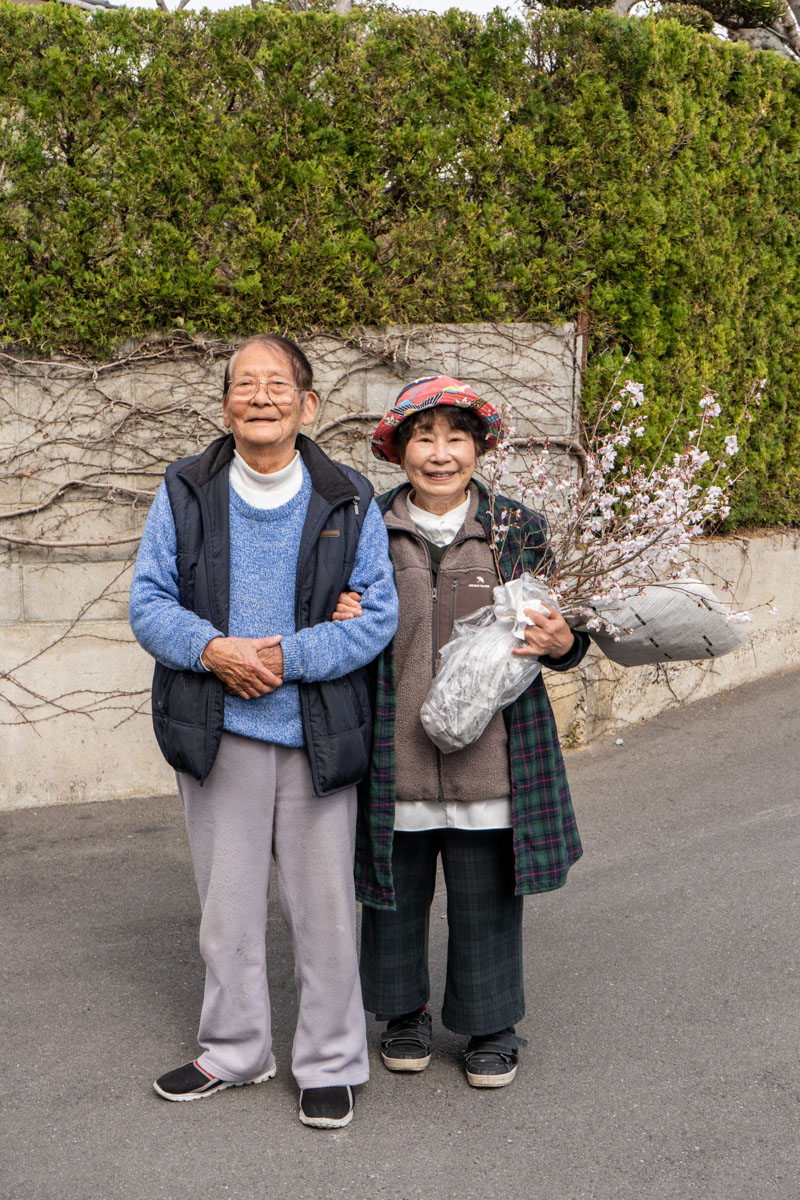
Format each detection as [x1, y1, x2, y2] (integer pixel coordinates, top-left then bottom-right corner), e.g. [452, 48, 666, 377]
[380, 1007, 433, 1073]
[464, 1028, 527, 1089]
[153, 1059, 276, 1101]
[298, 1085, 354, 1129]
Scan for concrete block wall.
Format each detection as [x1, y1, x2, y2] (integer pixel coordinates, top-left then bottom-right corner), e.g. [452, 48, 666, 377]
[0, 323, 583, 809]
[4, 324, 796, 809]
[551, 531, 800, 747]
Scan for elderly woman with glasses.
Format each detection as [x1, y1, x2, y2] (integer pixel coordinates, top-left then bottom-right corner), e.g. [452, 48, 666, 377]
[335, 376, 589, 1089]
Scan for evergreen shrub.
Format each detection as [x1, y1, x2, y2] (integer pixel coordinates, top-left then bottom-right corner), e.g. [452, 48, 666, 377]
[687, 0, 786, 24]
[0, 4, 799, 524]
[654, 4, 716, 32]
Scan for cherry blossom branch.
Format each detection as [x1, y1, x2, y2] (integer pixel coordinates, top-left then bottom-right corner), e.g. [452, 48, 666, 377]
[485, 377, 757, 635]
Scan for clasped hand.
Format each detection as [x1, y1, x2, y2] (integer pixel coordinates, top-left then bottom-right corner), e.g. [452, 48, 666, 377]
[202, 588, 365, 700]
[201, 635, 284, 699]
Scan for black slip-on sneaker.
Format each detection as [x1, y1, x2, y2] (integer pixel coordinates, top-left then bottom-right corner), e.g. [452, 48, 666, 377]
[298, 1085, 354, 1129]
[464, 1029, 527, 1089]
[380, 1007, 433, 1073]
[153, 1059, 276, 1101]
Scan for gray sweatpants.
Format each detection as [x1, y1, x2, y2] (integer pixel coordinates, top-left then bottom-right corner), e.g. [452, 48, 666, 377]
[176, 732, 368, 1089]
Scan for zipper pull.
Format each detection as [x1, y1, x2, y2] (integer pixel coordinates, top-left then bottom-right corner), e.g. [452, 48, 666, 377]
[353, 496, 359, 516]
[432, 586, 437, 602]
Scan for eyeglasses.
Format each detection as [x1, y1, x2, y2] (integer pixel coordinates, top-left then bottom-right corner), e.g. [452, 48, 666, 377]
[227, 377, 299, 404]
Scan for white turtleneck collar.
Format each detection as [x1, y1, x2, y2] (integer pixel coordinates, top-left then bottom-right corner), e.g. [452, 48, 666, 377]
[229, 449, 303, 510]
[406, 491, 470, 547]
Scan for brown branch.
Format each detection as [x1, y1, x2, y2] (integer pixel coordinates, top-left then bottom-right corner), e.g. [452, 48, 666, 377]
[0, 326, 596, 729]
[0, 532, 142, 548]
[0, 480, 156, 521]
[314, 411, 388, 437]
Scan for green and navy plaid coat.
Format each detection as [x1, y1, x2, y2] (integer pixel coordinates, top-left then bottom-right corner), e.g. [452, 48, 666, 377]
[355, 481, 585, 911]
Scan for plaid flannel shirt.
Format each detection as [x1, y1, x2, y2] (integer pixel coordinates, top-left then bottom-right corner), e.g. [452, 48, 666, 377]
[355, 481, 585, 911]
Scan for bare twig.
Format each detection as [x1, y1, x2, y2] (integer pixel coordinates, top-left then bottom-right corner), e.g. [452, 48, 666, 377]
[1, 326, 587, 727]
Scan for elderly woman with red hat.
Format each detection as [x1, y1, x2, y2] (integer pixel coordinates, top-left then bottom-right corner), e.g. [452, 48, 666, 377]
[335, 376, 589, 1088]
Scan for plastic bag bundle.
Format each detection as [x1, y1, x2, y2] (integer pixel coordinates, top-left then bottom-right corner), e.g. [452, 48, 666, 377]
[420, 574, 555, 754]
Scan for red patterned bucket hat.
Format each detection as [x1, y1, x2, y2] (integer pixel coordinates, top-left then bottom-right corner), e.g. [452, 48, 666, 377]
[370, 375, 504, 464]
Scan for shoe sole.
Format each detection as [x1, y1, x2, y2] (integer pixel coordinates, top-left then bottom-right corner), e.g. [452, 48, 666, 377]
[298, 1108, 354, 1129]
[298, 1086, 354, 1129]
[466, 1065, 517, 1089]
[153, 1063, 276, 1101]
[381, 1052, 432, 1073]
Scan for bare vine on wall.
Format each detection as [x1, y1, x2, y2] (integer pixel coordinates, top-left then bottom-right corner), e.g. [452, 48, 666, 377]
[0, 334, 232, 728]
[0, 325, 585, 729]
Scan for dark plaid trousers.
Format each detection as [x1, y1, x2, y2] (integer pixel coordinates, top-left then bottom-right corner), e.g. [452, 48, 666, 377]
[359, 828, 524, 1037]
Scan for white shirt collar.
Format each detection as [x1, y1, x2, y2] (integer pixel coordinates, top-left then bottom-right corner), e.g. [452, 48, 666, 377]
[406, 492, 470, 547]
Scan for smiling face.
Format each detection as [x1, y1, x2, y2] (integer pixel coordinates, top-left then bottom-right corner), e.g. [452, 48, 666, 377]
[399, 409, 479, 516]
[222, 341, 318, 473]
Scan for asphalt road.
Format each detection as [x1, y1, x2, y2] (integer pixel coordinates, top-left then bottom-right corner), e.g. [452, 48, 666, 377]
[2, 668, 798, 1200]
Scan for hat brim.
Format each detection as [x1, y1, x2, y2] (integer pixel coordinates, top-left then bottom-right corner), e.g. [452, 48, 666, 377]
[371, 378, 504, 464]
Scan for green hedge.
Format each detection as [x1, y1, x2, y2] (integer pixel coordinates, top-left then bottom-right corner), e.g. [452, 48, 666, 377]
[1, 4, 799, 524]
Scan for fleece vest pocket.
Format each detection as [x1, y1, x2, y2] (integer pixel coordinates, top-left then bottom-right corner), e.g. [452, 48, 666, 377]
[435, 567, 498, 658]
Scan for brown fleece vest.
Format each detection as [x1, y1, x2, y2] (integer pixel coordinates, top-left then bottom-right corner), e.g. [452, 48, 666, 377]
[385, 484, 512, 804]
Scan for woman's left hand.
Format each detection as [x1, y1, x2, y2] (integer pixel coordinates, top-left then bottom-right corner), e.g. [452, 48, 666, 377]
[332, 590, 363, 622]
[512, 604, 575, 659]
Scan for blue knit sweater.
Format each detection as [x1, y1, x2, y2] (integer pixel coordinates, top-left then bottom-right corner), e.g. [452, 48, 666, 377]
[129, 462, 398, 748]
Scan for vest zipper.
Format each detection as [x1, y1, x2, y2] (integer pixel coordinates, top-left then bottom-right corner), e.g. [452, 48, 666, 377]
[417, 539, 445, 802]
[295, 489, 363, 798]
[432, 575, 445, 803]
[387, 522, 486, 803]
[431, 549, 448, 802]
[432, 537, 490, 803]
[431, 581, 438, 672]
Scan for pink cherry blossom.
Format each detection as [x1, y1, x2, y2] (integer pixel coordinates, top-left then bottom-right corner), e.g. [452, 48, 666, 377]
[485, 378, 755, 633]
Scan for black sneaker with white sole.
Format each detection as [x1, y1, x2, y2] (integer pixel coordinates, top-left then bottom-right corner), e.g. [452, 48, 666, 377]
[464, 1028, 527, 1088]
[380, 1007, 433, 1072]
[298, 1085, 354, 1129]
[153, 1059, 276, 1101]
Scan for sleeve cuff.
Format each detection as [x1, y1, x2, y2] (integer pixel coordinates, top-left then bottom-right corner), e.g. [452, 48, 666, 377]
[279, 634, 304, 682]
[191, 628, 224, 673]
[539, 630, 590, 672]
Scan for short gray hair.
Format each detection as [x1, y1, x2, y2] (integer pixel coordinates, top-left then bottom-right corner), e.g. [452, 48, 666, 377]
[223, 334, 313, 394]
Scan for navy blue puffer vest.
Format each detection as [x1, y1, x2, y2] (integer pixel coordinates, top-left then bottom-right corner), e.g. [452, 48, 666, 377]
[150, 432, 374, 796]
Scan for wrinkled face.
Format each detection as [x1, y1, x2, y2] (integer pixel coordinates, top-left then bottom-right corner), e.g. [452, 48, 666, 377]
[223, 342, 317, 471]
[399, 410, 478, 514]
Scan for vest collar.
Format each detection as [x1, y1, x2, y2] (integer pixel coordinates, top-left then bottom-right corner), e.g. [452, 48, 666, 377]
[178, 432, 358, 506]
